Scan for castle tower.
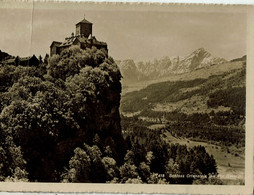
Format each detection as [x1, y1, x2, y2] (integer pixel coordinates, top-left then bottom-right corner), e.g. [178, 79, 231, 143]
[50, 16, 108, 56]
[75, 16, 93, 38]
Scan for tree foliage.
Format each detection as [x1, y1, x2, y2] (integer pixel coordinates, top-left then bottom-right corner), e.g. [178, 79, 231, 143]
[0, 46, 124, 181]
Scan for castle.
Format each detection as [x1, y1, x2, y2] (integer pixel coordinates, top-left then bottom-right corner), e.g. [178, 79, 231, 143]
[50, 17, 108, 56]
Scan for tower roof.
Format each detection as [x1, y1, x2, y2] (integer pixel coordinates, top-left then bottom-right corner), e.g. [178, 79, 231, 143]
[76, 18, 93, 25]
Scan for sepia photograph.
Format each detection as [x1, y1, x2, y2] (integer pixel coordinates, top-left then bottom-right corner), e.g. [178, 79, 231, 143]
[0, 1, 253, 194]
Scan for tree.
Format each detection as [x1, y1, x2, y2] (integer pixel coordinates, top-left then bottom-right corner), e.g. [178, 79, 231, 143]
[119, 163, 138, 182]
[0, 45, 124, 182]
[124, 150, 135, 164]
[44, 54, 49, 64]
[125, 176, 143, 184]
[0, 64, 16, 92]
[0, 76, 78, 181]
[193, 176, 223, 185]
[15, 56, 20, 66]
[5, 167, 28, 182]
[93, 134, 101, 145]
[0, 135, 28, 181]
[39, 55, 43, 63]
[148, 173, 168, 184]
[146, 151, 154, 165]
[165, 158, 180, 175]
[104, 146, 113, 157]
[138, 162, 150, 182]
[83, 144, 106, 182]
[102, 157, 118, 181]
[65, 147, 91, 183]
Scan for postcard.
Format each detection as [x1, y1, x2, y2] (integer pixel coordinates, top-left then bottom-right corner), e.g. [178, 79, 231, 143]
[0, 1, 253, 194]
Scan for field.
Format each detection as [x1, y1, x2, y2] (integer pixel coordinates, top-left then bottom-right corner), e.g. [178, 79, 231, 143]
[161, 129, 244, 185]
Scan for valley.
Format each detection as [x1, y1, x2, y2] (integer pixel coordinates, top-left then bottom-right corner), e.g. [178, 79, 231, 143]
[120, 54, 246, 185]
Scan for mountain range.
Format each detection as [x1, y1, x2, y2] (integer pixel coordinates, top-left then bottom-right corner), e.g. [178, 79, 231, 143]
[120, 53, 246, 119]
[117, 48, 227, 84]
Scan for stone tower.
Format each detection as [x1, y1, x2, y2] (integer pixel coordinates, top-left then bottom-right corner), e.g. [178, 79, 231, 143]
[75, 16, 93, 38]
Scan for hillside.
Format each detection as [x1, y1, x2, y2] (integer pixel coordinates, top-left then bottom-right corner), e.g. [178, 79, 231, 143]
[120, 56, 246, 185]
[120, 57, 246, 145]
[118, 48, 227, 85]
[121, 59, 245, 116]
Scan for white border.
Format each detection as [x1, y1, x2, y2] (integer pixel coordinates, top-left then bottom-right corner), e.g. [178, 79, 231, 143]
[0, 2, 253, 194]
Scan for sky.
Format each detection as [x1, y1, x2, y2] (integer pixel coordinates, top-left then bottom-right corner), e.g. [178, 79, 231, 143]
[0, 3, 247, 61]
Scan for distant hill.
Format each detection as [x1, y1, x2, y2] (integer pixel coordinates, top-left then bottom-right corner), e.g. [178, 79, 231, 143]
[118, 48, 227, 85]
[230, 55, 246, 62]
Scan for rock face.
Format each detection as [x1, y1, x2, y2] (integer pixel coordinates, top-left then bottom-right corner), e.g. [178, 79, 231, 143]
[46, 47, 126, 180]
[116, 59, 140, 83]
[175, 48, 226, 74]
[118, 48, 227, 84]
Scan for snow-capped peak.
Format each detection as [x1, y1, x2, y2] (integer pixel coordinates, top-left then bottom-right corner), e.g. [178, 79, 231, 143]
[174, 48, 226, 73]
[118, 48, 228, 84]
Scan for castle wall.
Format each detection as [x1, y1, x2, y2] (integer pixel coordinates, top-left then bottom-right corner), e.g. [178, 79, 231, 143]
[50, 42, 61, 56]
[50, 45, 57, 56]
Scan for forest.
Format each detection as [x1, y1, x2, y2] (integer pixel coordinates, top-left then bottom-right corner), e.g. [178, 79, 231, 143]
[121, 116, 221, 184]
[0, 46, 219, 184]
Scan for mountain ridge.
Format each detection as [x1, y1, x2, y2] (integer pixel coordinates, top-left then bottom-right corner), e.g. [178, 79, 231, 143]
[118, 48, 227, 84]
